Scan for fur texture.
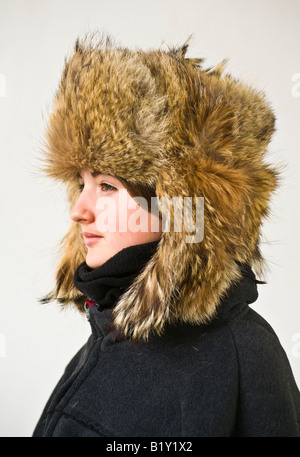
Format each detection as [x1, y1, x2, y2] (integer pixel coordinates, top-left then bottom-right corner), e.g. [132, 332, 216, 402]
[41, 33, 279, 341]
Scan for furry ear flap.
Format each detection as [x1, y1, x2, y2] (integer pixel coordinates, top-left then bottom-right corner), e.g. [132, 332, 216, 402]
[156, 158, 251, 323]
[110, 153, 278, 341]
[159, 156, 279, 325]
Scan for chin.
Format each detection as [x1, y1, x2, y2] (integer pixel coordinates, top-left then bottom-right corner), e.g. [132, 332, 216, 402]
[85, 253, 105, 269]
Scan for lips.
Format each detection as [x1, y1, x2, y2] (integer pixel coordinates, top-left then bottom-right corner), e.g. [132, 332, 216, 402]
[82, 232, 103, 246]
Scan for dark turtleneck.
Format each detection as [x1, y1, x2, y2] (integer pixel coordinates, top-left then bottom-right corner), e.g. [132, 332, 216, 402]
[73, 240, 160, 310]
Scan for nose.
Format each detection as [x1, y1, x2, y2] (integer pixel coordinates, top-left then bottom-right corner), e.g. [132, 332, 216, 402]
[70, 191, 95, 224]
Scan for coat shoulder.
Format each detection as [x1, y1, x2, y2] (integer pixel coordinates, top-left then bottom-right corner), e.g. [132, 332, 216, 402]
[224, 308, 300, 436]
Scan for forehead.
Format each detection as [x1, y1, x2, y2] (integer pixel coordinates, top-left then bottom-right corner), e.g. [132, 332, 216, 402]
[77, 170, 124, 186]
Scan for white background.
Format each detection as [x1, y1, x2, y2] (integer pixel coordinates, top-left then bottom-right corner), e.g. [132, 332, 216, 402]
[0, 0, 299, 437]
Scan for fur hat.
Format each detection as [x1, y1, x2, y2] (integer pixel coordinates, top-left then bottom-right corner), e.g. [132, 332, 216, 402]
[41, 33, 279, 341]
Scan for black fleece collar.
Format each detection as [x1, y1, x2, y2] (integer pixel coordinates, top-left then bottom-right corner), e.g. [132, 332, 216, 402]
[73, 240, 160, 311]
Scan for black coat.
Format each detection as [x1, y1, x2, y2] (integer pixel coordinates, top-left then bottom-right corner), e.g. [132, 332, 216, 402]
[33, 264, 300, 437]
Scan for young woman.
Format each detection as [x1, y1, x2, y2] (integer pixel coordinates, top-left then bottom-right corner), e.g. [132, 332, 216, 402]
[33, 34, 300, 437]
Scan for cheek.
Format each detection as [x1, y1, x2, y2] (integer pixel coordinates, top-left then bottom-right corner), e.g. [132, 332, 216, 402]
[95, 196, 120, 233]
[94, 192, 161, 238]
[94, 192, 137, 234]
[115, 192, 143, 233]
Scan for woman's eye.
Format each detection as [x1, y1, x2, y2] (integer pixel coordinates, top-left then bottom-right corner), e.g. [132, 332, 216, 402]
[100, 183, 116, 192]
[76, 181, 116, 192]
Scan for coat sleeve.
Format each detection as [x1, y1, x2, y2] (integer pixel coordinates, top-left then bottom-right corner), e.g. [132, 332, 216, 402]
[32, 340, 90, 437]
[227, 310, 300, 437]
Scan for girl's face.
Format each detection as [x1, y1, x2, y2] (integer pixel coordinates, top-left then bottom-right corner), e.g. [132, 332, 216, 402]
[70, 169, 162, 268]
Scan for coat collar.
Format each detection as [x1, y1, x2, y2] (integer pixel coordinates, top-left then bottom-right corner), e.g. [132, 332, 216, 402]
[86, 262, 258, 344]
